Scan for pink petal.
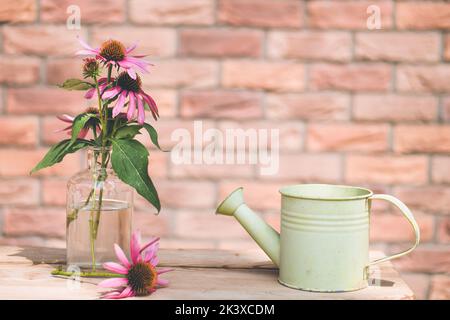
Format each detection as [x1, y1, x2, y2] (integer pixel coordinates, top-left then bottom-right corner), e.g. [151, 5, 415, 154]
[54, 124, 72, 133]
[117, 286, 134, 299]
[101, 287, 134, 299]
[144, 243, 159, 263]
[142, 93, 159, 120]
[157, 278, 169, 286]
[84, 87, 96, 99]
[98, 277, 128, 288]
[127, 92, 137, 121]
[130, 230, 142, 264]
[103, 262, 128, 275]
[78, 127, 89, 139]
[112, 91, 128, 118]
[57, 114, 74, 123]
[140, 236, 160, 253]
[75, 49, 97, 56]
[126, 43, 138, 54]
[157, 268, 173, 275]
[150, 255, 159, 266]
[101, 291, 121, 299]
[114, 244, 131, 269]
[127, 68, 137, 80]
[102, 87, 120, 99]
[77, 37, 96, 51]
[137, 96, 145, 125]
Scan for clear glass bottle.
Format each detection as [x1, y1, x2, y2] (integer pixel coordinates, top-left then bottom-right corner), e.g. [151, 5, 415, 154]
[66, 146, 133, 270]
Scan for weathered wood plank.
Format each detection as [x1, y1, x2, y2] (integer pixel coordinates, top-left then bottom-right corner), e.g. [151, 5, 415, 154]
[0, 246, 414, 300]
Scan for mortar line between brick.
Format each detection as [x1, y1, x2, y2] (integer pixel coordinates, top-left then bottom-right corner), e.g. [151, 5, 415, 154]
[35, 0, 41, 23]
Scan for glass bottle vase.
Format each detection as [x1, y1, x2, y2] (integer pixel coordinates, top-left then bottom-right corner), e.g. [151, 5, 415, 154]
[66, 146, 133, 270]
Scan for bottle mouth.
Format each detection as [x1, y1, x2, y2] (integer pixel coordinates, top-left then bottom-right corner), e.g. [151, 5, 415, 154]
[88, 146, 112, 152]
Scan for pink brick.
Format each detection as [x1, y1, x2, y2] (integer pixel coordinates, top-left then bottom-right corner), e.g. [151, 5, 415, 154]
[268, 31, 352, 62]
[144, 89, 178, 118]
[353, 94, 438, 122]
[394, 186, 450, 214]
[156, 180, 216, 209]
[392, 246, 450, 273]
[356, 32, 440, 62]
[129, 0, 214, 25]
[370, 212, 434, 243]
[437, 218, 450, 244]
[0, 0, 36, 23]
[41, 116, 70, 145]
[41, 179, 67, 206]
[7, 88, 88, 115]
[218, 120, 304, 151]
[2, 26, 87, 56]
[261, 154, 341, 182]
[308, 1, 393, 29]
[219, 0, 303, 28]
[0, 149, 81, 178]
[266, 93, 350, 120]
[310, 63, 391, 92]
[444, 35, 450, 61]
[91, 27, 177, 58]
[0, 179, 39, 206]
[222, 60, 305, 92]
[142, 59, 218, 89]
[180, 29, 262, 58]
[134, 210, 171, 237]
[432, 156, 450, 184]
[0, 56, 40, 85]
[397, 65, 450, 93]
[394, 125, 450, 154]
[41, 0, 125, 23]
[219, 180, 292, 211]
[180, 90, 262, 119]
[346, 155, 428, 185]
[46, 58, 81, 85]
[171, 162, 255, 180]
[307, 124, 389, 152]
[3, 207, 65, 238]
[430, 275, 450, 300]
[175, 210, 249, 239]
[143, 119, 215, 150]
[397, 2, 450, 30]
[0, 116, 38, 147]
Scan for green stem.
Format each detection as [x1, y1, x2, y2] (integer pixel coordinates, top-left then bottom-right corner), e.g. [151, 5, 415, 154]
[88, 65, 114, 267]
[89, 186, 98, 272]
[51, 268, 125, 278]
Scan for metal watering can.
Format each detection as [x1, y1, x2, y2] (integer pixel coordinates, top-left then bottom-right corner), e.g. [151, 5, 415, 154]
[216, 184, 420, 292]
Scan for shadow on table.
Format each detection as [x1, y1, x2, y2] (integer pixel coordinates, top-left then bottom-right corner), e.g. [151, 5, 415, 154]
[9, 246, 66, 265]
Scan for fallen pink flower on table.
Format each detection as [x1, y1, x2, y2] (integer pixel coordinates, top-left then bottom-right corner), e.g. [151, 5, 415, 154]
[98, 230, 172, 299]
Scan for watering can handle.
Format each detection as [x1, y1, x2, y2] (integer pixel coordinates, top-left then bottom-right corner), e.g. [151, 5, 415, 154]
[368, 194, 420, 266]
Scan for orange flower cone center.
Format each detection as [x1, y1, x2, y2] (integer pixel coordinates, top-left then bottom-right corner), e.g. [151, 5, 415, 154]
[100, 39, 126, 62]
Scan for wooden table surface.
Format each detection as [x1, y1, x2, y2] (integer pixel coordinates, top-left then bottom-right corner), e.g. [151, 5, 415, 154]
[0, 246, 414, 300]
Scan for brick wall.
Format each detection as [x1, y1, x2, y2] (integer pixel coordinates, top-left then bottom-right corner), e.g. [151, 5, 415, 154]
[0, 0, 449, 299]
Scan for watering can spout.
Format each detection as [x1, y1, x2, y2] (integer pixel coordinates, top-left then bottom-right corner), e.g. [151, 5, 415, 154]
[216, 188, 280, 266]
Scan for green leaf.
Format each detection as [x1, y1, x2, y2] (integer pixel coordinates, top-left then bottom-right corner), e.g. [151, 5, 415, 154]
[111, 139, 161, 212]
[114, 125, 142, 140]
[30, 139, 91, 174]
[142, 123, 166, 151]
[71, 113, 95, 144]
[58, 79, 94, 90]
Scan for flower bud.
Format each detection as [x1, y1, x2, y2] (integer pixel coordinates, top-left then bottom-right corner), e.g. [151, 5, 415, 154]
[82, 58, 100, 78]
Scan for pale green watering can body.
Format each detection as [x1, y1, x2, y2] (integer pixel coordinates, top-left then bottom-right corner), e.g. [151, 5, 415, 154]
[216, 184, 420, 292]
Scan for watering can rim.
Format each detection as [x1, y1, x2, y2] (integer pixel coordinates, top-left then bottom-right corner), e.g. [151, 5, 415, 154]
[279, 183, 373, 201]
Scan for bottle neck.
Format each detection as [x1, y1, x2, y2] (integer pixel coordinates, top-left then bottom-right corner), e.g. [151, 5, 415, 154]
[87, 147, 112, 173]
